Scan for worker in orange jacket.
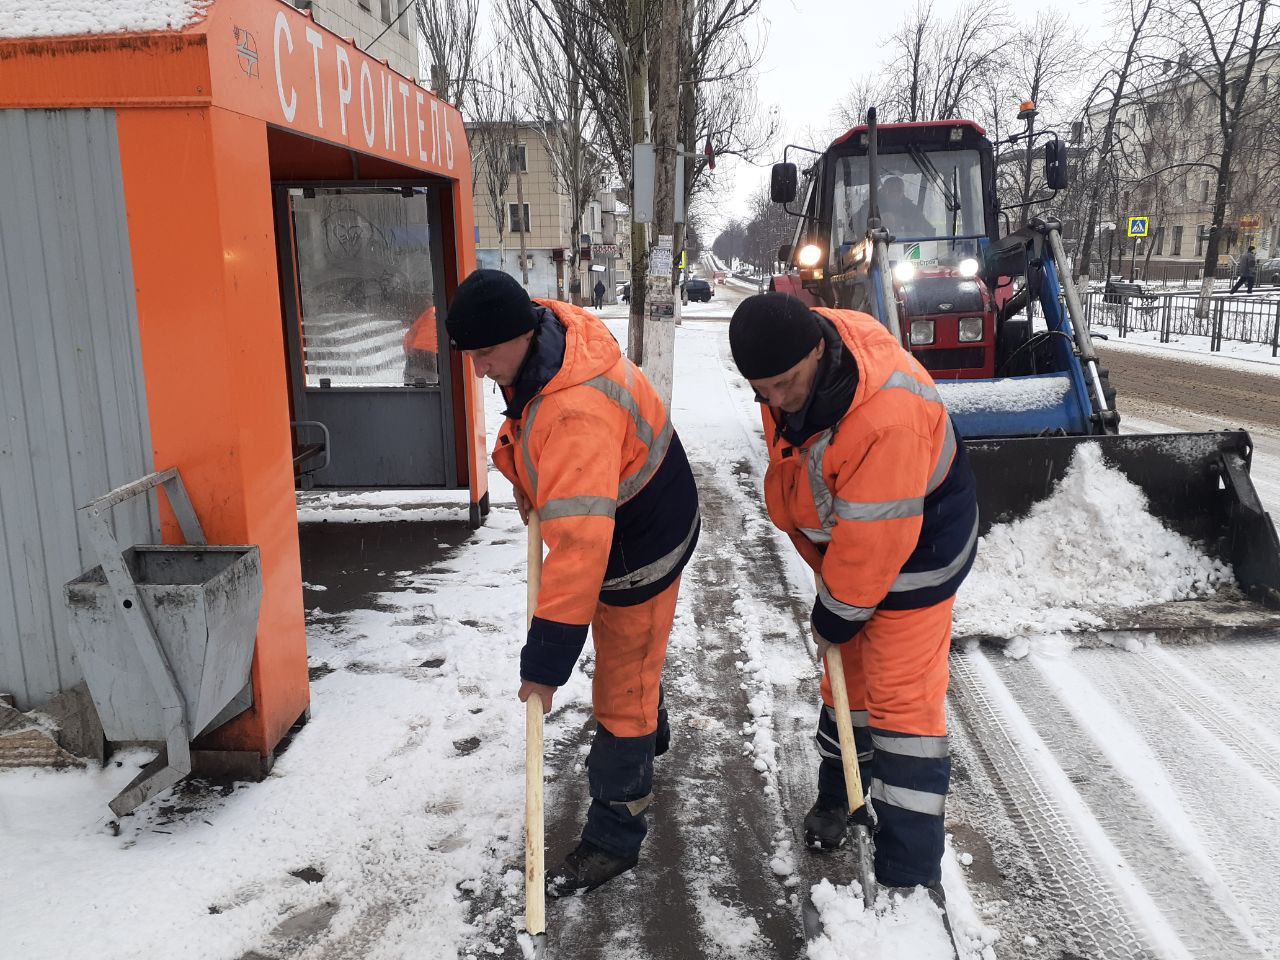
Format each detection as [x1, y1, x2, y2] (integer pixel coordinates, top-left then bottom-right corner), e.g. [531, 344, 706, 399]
[445, 269, 700, 897]
[729, 292, 977, 891]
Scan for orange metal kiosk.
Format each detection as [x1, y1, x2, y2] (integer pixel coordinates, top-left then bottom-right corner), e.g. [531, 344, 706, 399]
[0, 0, 487, 769]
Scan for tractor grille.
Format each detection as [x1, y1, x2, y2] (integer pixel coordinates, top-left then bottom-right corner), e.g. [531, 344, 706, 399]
[915, 347, 985, 371]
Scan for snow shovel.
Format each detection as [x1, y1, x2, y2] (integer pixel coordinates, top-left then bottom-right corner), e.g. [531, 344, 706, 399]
[525, 510, 547, 960]
[802, 643, 878, 940]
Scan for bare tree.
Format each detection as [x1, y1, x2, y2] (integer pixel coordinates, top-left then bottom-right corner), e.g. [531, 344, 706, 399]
[676, 0, 776, 276]
[524, 0, 661, 359]
[504, 0, 610, 302]
[712, 218, 747, 265]
[1003, 11, 1088, 222]
[883, 0, 1010, 124]
[742, 185, 793, 279]
[1157, 0, 1280, 313]
[835, 75, 891, 132]
[469, 58, 525, 278]
[1070, 0, 1156, 285]
[415, 0, 479, 110]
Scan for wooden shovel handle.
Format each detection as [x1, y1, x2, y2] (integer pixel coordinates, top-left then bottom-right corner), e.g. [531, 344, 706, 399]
[525, 510, 546, 938]
[824, 644, 866, 815]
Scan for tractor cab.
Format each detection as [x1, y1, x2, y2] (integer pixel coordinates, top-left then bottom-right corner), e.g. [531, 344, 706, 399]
[772, 120, 1000, 379]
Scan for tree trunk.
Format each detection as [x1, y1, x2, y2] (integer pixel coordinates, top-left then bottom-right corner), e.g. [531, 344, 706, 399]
[643, 0, 682, 407]
[1197, 142, 1234, 317]
[626, 0, 651, 364]
[1075, 0, 1151, 286]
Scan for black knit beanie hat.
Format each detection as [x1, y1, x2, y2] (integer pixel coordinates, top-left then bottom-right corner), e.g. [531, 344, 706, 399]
[729, 293, 823, 379]
[445, 269, 537, 350]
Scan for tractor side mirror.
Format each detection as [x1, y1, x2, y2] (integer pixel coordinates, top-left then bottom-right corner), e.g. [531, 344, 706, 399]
[771, 163, 798, 203]
[778, 243, 793, 264]
[1045, 140, 1069, 190]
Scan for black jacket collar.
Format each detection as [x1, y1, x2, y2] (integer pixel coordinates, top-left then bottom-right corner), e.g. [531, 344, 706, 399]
[502, 305, 566, 420]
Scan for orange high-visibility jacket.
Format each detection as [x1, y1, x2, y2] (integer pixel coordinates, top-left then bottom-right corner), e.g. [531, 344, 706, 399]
[761, 308, 978, 644]
[493, 300, 700, 686]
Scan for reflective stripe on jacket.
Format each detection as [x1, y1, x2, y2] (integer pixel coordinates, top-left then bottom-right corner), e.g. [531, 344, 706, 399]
[493, 300, 700, 686]
[762, 308, 977, 644]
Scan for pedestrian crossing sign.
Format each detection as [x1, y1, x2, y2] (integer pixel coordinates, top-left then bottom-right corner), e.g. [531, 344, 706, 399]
[1127, 216, 1149, 238]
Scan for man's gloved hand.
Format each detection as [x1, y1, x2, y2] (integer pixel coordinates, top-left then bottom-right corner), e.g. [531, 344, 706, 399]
[514, 488, 533, 526]
[519, 679, 555, 713]
[814, 631, 834, 666]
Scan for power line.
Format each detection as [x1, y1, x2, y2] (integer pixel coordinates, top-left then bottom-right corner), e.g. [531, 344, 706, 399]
[363, 0, 416, 56]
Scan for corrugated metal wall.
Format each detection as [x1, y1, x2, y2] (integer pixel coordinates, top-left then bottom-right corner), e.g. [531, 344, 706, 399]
[0, 109, 158, 711]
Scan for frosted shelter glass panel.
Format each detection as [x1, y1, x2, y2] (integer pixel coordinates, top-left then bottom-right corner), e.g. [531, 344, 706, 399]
[292, 189, 440, 387]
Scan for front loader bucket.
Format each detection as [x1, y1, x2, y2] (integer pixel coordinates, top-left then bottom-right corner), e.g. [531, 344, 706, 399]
[965, 430, 1280, 610]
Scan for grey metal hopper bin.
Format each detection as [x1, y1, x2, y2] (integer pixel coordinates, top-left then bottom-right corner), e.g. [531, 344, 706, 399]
[64, 469, 262, 816]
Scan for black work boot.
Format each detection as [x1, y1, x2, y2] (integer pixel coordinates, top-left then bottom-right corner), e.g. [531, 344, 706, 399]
[803, 799, 852, 851]
[546, 840, 639, 899]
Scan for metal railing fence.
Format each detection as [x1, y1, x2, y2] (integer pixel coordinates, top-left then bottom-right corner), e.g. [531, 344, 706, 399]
[1083, 291, 1280, 356]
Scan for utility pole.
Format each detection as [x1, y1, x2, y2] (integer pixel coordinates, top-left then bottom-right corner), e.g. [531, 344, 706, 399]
[626, 0, 651, 363]
[643, 0, 682, 407]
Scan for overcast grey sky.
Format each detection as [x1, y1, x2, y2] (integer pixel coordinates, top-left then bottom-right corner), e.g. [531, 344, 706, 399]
[709, 0, 1114, 237]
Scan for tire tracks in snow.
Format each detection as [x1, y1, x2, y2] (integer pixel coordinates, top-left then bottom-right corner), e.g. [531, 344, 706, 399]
[949, 648, 1164, 960]
[1014, 651, 1272, 959]
[1081, 650, 1280, 956]
[1136, 645, 1280, 793]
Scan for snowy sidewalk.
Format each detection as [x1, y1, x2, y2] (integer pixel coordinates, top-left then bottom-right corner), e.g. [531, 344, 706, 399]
[7, 317, 1280, 960]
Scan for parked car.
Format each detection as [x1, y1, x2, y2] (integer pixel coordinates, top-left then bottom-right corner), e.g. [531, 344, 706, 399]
[1258, 258, 1280, 286]
[683, 278, 713, 303]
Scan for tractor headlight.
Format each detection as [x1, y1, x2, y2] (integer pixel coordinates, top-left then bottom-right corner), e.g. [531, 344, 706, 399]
[894, 261, 917, 283]
[797, 243, 824, 267]
[958, 317, 984, 342]
[910, 320, 935, 345]
[957, 258, 980, 278]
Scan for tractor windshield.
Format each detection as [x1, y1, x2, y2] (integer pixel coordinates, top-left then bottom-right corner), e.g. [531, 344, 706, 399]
[831, 149, 986, 262]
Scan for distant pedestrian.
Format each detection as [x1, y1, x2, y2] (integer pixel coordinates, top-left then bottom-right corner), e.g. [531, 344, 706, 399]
[1232, 245, 1258, 294]
[593, 279, 606, 309]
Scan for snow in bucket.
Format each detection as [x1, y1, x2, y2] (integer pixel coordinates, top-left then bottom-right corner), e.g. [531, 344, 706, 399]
[955, 442, 1232, 641]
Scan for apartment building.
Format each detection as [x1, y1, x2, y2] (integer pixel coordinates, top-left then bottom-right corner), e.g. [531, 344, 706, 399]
[1079, 51, 1280, 281]
[291, 0, 418, 80]
[469, 121, 624, 301]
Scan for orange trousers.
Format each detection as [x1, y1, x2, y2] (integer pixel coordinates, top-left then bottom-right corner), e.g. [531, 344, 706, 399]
[590, 576, 681, 738]
[819, 597, 954, 737]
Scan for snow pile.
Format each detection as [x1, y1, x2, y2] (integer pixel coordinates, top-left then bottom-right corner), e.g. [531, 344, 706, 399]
[806, 880, 955, 960]
[0, 0, 208, 38]
[937, 375, 1072, 414]
[956, 443, 1232, 640]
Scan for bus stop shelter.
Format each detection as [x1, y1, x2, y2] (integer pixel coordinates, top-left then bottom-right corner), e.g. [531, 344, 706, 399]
[0, 0, 487, 776]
